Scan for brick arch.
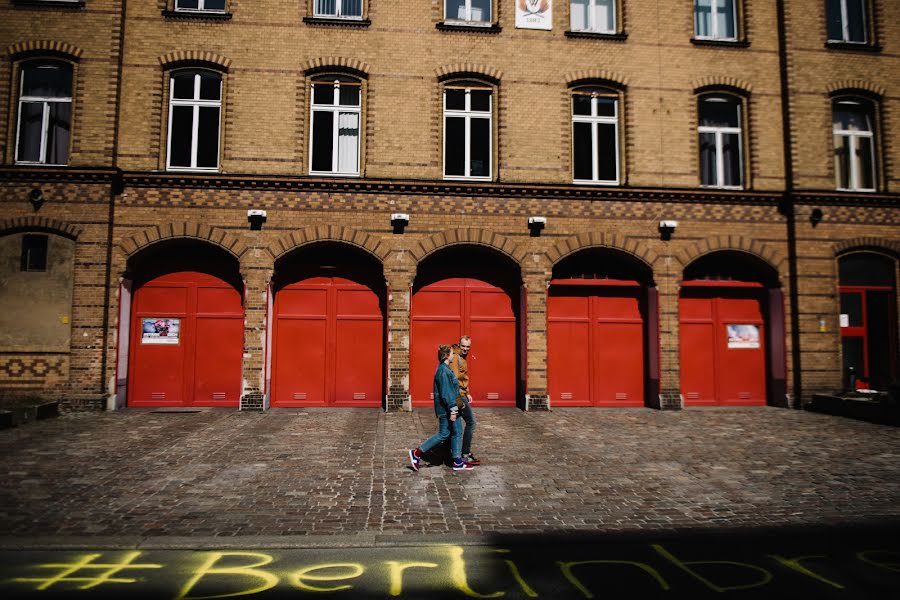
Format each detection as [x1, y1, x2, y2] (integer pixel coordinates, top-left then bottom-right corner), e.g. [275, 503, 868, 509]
[827, 80, 886, 98]
[6, 40, 83, 61]
[692, 76, 753, 95]
[547, 232, 658, 271]
[564, 69, 629, 89]
[301, 57, 370, 79]
[435, 63, 503, 84]
[120, 222, 247, 259]
[408, 229, 523, 266]
[676, 236, 784, 276]
[158, 51, 232, 72]
[267, 225, 388, 263]
[834, 237, 900, 258]
[0, 216, 82, 239]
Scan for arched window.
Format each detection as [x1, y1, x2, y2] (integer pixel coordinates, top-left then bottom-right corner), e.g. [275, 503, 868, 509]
[15, 60, 73, 165]
[833, 97, 876, 191]
[167, 69, 222, 171]
[698, 93, 744, 189]
[443, 81, 493, 181]
[309, 75, 362, 176]
[571, 86, 621, 185]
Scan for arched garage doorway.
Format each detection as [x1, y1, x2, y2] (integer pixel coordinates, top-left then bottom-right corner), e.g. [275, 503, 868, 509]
[270, 243, 386, 407]
[679, 251, 785, 406]
[127, 240, 244, 407]
[411, 246, 523, 408]
[547, 248, 658, 407]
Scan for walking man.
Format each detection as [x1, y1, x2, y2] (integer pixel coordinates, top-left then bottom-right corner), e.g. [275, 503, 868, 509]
[409, 344, 474, 471]
[450, 335, 480, 465]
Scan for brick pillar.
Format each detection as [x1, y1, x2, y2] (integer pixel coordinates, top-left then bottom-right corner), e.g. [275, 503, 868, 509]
[239, 244, 272, 411]
[385, 253, 415, 411]
[655, 257, 683, 410]
[523, 256, 551, 410]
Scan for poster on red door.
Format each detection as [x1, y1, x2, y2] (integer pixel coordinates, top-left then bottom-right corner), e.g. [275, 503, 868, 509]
[141, 318, 180, 344]
[726, 324, 759, 349]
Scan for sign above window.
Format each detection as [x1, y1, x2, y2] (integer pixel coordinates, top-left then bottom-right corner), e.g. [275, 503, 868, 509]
[516, 0, 552, 30]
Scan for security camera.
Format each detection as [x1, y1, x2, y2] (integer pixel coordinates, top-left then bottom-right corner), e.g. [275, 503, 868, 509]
[528, 216, 547, 226]
[248, 209, 267, 218]
[658, 220, 678, 230]
[391, 213, 410, 223]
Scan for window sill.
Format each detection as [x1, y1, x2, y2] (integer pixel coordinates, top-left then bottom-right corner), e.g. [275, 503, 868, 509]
[162, 9, 233, 21]
[309, 172, 361, 178]
[691, 38, 750, 48]
[12, 0, 85, 9]
[443, 176, 493, 182]
[166, 167, 221, 173]
[701, 185, 744, 191]
[303, 16, 371, 28]
[436, 21, 502, 34]
[14, 161, 68, 167]
[836, 187, 876, 193]
[565, 31, 627, 41]
[573, 179, 621, 186]
[825, 41, 881, 53]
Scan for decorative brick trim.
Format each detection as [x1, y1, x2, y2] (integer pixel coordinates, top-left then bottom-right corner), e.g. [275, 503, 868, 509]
[0, 216, 82, 239]
[826, 80, 886, 98]
[408, 229, 523, 265]
[158, 51, 232, 72]
[564, 69, 628, 88]
[676, 236, 784, 273]
[547, 232, 658, 269]
[120, 222, 247, 259]
[692, 76, 753, 94]
[834, 237, 900, 258]
[435, 63, 502, 84]
[267, 225, 388, 262]
[6, 40, 84, 61]
[301, 57, 370, 78]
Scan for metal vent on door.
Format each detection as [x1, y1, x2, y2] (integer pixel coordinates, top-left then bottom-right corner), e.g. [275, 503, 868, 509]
[560, 392, 573, 400]
[151, 392, 166, 400]
[293, 392, 307, 400]
[352, 393, 366, 400]
[615, 393, 628, 401]
[486, 392, 499, 400]
[686, 392, 700, 400]
[738, 392, 752, 400]
[211, 392, 226, 401]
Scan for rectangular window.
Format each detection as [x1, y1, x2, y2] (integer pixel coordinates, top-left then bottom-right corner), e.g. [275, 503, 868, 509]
[446, 0, 491, 23]
[309, 79, 361, 176]
[314, 0, 363, 18]
[176, 0, 227, 11]
[827, 0, 868, 43]
[698, 95, 743, 188]
[695, 0, 737, 41]
[167, 71, 222, 171]
[443, 86, 492, 180]
[572, 91, 619, 185]
[21, 235, 48, 272]
[571, 0, 616, 33]
[15, 61, 73, 165]
[833, 99, 876, 192]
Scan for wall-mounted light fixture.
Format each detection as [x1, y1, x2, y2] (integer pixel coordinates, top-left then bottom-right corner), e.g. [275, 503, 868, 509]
[658, 220, 678, 241]
[248, 209, 267, 230]
[391, 213, 409, 234]
[809, 208, 823, 227]
[528, 216, 546, 237]
[29, 187, 44, 211]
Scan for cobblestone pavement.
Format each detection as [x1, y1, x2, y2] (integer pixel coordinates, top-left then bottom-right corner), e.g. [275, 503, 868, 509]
[1, 407, 898, 539]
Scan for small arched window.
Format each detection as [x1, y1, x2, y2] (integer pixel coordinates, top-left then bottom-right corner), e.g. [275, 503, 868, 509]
[309, 75, 362, 176]
[698, 93, 744, 189]
[15, 60, 73, 165]
[833, 97, 876, 191]
[571, 86, 620, 185]
[443, 80, 493, 180]
[167, 69, 222, 171]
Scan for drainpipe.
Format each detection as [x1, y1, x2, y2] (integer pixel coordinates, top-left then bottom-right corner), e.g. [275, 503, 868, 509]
[776, 0, 802, 408]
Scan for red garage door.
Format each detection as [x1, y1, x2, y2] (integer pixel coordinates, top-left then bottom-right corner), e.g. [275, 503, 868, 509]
[680, 283, 767, 406]
[548, 282, 645, 407]
[271, 275, 383, 407]
[411, 277, 516, 407]
[129, 271, 243, 407]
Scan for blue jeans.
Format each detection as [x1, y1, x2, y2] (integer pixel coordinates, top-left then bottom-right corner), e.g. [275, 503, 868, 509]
[420, 413, 462, 459]
[460, 401, 476, 455]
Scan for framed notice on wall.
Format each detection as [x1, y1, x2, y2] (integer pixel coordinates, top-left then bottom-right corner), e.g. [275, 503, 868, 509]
[516, 0, 552, 30]
[141, 318, 181, 344]
[726, 324, 760, 349]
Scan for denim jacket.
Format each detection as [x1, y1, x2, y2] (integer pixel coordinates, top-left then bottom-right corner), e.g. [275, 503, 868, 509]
[432, 362, 460, 417]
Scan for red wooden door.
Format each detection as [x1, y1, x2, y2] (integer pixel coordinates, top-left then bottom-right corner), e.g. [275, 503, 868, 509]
[680, 284, 767, 406]
[129, 271, 243, 407]
[271, 275, 383, 407]
[411, 277, 516, 407]
[548, 282, 645, 407]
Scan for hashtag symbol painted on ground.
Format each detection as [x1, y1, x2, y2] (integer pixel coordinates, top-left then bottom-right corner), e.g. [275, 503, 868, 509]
[14, 551, 163, 590]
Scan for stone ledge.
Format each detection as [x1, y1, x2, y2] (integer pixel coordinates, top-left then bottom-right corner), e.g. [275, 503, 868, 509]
[805, 393, 899, 426]
[0, 400, 59, 429]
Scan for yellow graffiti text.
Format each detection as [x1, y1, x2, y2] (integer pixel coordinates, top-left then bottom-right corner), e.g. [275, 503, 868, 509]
[385, 559, 439, 597]
[857, 550, 900, 573]
[288, 562, 365, 592]
[14, 551, 163, 591]
[768, 554, 844, 589]
[557, 560, 670, 599]
[495, 549, 538, 598]
[653, 544, 772, 592]
[176, 552, 279, 600]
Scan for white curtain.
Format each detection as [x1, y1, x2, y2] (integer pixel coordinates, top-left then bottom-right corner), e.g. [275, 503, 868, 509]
[337, 112, 359, 173]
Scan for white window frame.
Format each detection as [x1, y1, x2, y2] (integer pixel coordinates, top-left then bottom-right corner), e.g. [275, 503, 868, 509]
[445, 0, 492, 25]
[15, 62, 72, 166]
[308, 78, 362, 177]
[828, 0, 868, 44]
[570, 0, 617, 34]
[694, 0, 738, 41]
[443, 86, 493, 181]
[571, 90, 620, 185]
[166, 71, 222, 172]
[175, 0, 227, 12]
[698, 96, 744, 189]
[833, 99, 876, 192]
[313, 0, 363, 19]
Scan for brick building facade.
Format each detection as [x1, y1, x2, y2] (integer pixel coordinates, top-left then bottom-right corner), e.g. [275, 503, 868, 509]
[1, 1, 897, 412]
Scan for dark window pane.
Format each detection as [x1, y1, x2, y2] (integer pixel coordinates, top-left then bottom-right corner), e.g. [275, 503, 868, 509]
[695, 0, 712, 37]
[471, 0, 491, 21]
[841, 292, 863, 327]
[834, 135, 850, 188]
[341, 0, 362, 17]
[196, 106, 220, 168]
[177, 0, 200, 9]
[700, 97, 739, 127]
[46, 102, 71, 164]
[316, 0, 336, 15]
[700, 132, 717, 185]
[716, 0, 735, 38]
[446, 0, 465, 20]
[204, 0, 226, 10]
[313, 83, 334, 105]
[597, 123, 617, 181]
[839, 254, 895, 286]
[722, 133, 742, 186]
[21, 235, 48, 272]
[573, 122, 593, 180]
[857, 137, 875, 189]
[826, 0, 843, 40]
[339, 85, 360, 106]
[311, 110, 334, 172]
[169, 105, 194, 167]
[596, 97, 616, 117]
[16, 102, 43, 162]
[842, 336, 864, 384]
[22, 62, 72, 98]
[444, 116, 465, 176]
[573, 94, 592, 116]
[846, 0, 866, 42]
[199, 73, 221, 100]
[834, 102, 872, 132]
[469, 116, 490, 177]
[470, 89, 491, 112]
[445, 89, 465, 110]
[866, 291, 895, 387]
[172, 73, 196, 99]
